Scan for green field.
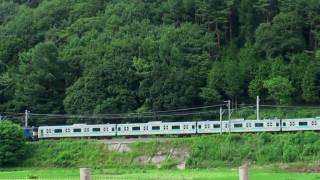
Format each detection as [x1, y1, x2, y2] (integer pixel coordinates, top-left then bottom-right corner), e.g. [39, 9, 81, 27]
[0, 168, 319, 180]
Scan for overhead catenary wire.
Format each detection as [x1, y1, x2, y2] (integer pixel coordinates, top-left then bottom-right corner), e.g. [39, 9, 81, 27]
[12, 103, 229, 120]
[29, 110, 222, 120]
[237, 104, 320, 109]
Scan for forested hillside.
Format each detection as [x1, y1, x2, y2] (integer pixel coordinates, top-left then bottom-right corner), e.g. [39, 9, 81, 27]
[0, 0, 319, 115]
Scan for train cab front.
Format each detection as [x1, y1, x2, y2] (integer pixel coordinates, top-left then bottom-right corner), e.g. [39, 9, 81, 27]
[23, 126, 38, 141]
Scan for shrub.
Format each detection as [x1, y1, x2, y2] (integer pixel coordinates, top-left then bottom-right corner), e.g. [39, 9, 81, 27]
[0, 121, 26, 166]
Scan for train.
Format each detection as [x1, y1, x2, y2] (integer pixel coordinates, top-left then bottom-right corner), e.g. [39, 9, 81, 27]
[23, 116, 320, 140]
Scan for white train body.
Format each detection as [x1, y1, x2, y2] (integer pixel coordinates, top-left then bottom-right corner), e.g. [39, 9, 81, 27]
[38, 124, 116, 138]
[197, 119, 281, 134]
[117, 121, 196, 136]
[281, 117, 320, 131]
[37, 117, 320, 139]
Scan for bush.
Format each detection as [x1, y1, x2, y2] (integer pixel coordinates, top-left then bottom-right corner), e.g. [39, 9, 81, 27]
[0, 121, 26, 166]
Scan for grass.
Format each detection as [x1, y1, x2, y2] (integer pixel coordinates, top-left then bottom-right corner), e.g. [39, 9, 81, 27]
[0, 167, 320, 180]
[187, 132, 320, 167]
[19, 132, 320, 169]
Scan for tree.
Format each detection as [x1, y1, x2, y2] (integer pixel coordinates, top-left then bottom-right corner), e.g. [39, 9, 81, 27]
[263, 76, 294, 104]
[0, 35, 23, 70]
[195, 0, 235, 47]
[253, 0, 278, 23]
[0, 0, 320, 118]
[0, 121, 25, 166]
[222, 56, 244, 101]
[64, 57, 140, 115]
[13, 42, 66, 113]
[254, 12, 305, 57]
[0, 1, 18, 25]
[141, 64, 200, 110]
[0, 73, 14, 110]
[302, 62, 320, 103]
[200, 61, 223, 103]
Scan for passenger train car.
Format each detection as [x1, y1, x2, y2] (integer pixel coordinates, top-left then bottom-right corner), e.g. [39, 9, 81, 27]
[38, 124, 116, 138]
[117, 121, 196, 136]
[197, 119, 281, 134]
[23, 117, 320, 140]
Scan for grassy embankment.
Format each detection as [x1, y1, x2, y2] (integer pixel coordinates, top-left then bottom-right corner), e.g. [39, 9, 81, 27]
[20, 132, 320, 168]
[2, 132, 320, 179]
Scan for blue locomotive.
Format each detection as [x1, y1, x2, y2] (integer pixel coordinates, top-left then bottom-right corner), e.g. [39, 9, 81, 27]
[23, 126, 38, 141]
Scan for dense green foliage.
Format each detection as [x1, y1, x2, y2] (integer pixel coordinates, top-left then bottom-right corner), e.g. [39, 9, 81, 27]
[21, 132, 320, 169]
[188, 132, 320, 167]
[0, 121, 25, 166]
[0, 0, 319, 117]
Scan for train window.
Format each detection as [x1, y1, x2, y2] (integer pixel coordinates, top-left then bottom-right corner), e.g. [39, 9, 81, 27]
[192, 125, 195, 129]
[289, 122, 295, 126]
[66, 128, 70, 133]
[143, 126, 148, 131]
[124, 127, 129, 131]
[152, 126, 160, 130]
[132, 127, 140, 131]
[54, 129, 62, 133]
[173, 125, 180, 130]
[93, 128, 100, 132]
[84, 128, 90, 132]
[255, 123, 263, 127]
[112, 128, 115, 131]
[225, 124, 228, 128]
[41, 130, 43, 136]
[267, 123, 272, 127]
[118, 127, 121, 131]
[276, 123, 279, 127]
[204, 124, 210, 129]
[163, 125, 169, 130]
[103, 128, 107, 131]
[198, 125, 201, 129]
[184, 125, 188, 129]
[312, 121, 317, 126]
[73, 128, 81, 132]
[246, 123, 251, 128]
[299, 122, 308, 126]
[213, 124, 220, 128]
[283, 122, 286, 126]
[234, 124, 243, 128]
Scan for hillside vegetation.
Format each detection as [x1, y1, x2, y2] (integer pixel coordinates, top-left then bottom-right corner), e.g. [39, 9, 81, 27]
[21, 132, 320, 169]
[0, 0, 319, 120]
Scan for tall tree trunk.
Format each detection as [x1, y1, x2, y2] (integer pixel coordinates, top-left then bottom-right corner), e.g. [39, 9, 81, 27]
[215, 22, 221, 48]
[229, 10, 233, 41]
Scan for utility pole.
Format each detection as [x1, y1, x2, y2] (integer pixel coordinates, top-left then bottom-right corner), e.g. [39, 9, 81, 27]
[220, 106, 222, 135]
[224, 100, 231, 134]
[25, 109, 29, 127]
[228, 100, 231, 134]
[256, 96, 259, 120]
